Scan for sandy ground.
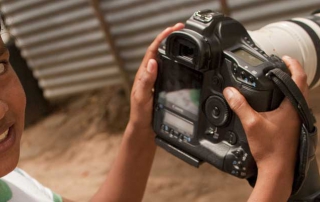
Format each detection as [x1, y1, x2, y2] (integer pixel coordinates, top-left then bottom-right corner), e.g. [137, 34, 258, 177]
[18, 85, 320, 202]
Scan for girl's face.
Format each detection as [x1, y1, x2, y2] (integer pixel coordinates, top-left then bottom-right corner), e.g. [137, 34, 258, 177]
[0, 37, 26, 177]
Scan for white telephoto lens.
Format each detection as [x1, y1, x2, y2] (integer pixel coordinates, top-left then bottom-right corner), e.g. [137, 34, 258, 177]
[248, 13, 320, 89]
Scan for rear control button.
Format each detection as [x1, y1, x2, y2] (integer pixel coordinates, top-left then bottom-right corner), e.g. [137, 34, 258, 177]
[233, 63, 238, 68]
[205, 96, 231, 127]
[212, 106, 220, 117]
[233, 165, 240, 170]
[232, 149, 244, 159]
[155, 104, 161, 111]
[169, 129, 174, 138]
[183, 135, 191, 143]
[249, 75, 255, 82]
[241, 71, 246, 79]
[227, 131, 237, 145]
[173, 131, 179, 138]
[233, 65, 237, 74]
[161, 124, 170, 133]
[231, 170, 240, 176]
[187, 136, 191, 142]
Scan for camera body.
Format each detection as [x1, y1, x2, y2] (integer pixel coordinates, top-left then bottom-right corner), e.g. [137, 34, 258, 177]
[152, 10, 289, 179]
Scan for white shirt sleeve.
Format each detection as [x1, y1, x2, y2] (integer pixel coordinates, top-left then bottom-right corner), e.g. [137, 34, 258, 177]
[1, 168, 63, 202]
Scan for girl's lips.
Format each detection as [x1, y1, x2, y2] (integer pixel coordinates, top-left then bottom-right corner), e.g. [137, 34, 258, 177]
[0, 126, 16, 153]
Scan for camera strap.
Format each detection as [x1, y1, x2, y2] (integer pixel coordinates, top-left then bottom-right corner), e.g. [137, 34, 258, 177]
[266, 68, 316, 132]
[266, 68, 318, 196]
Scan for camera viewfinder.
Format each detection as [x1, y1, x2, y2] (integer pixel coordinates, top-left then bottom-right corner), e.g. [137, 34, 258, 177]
[179, 43, 194, 62]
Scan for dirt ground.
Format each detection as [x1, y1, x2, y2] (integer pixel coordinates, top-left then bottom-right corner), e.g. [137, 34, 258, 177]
[18, 85, 320, 202]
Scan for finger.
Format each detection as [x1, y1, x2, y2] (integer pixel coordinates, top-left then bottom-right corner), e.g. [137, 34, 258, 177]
[141, 23, 185, 67]
[135, 23, 184, 86]
[147, 23, 185, 53]
[276, 98, 299, 117]
[282, 56, 308, 99]
[133, 59, 158, 105]
[223, 87, 260, 128]
[146, 23, 185, 57]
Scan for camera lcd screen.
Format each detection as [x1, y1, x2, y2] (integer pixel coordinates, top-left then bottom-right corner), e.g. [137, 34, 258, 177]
[158, 59, 203, 137]
[233, 49, 263, 66]
[163, 110, 194, 137]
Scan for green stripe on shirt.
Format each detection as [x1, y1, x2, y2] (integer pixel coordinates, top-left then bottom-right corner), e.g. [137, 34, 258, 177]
[53, 192, 63, 202]
[0, 179, 12, 202]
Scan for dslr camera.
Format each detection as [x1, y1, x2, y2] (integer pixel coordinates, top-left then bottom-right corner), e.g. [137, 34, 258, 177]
[153, 9, 320, 199]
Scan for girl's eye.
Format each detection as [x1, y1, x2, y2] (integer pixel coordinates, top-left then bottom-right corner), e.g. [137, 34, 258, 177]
[0, 63, 6, 75]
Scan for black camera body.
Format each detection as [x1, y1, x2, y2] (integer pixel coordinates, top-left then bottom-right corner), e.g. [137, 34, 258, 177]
[152, 10, 289, 179]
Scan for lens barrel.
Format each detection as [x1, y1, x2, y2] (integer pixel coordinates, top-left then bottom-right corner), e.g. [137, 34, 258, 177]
[249, 14, 320, 89]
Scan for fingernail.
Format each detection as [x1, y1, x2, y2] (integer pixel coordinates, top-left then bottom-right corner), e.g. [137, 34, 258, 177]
[147, 60, 154, 73]
[283, 55, 291, 59]
[223, 88, 234, 101]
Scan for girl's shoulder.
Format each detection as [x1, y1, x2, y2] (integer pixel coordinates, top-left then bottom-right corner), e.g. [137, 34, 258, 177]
[0, 168, 63, 202]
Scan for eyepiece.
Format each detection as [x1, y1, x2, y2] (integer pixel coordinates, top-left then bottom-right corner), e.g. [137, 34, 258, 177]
[179, 43, 195, 62]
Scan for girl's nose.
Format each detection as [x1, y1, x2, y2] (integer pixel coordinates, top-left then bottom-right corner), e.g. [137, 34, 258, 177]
[0, 100, 9, 120]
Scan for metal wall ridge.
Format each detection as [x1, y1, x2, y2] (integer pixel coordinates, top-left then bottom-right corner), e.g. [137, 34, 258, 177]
[16, 19, 100, 48]
[105, 0, 208, 25]
[39, 67, 120, 89]
[2, 0, 319, 100]
[29, 44, 109, 69]
[43, 77, 123, 99]
[10, 7, 93, 37]
[100, 0, 146, 13]
[5, 0, 88, 27]
[1, 0, 49, 16]
[21, 32, 105, 58]
[33, 55, 115, 79]
[108, 1, 219, 37]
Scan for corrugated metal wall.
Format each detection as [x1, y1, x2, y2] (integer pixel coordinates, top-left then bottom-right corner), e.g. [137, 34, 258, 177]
[1, 0, 320, 100]
[1, 0, 121, 99]
[102, 0, 320, 79]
